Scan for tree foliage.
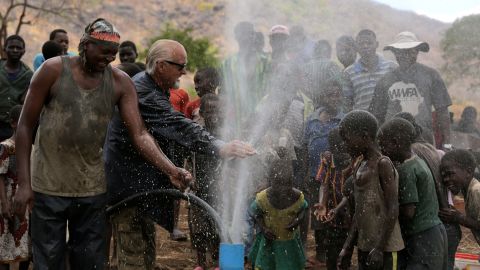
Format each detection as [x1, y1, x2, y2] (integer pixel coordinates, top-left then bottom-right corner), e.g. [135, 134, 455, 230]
[441, 14, 480, 91]
[140, 24, 219, 72]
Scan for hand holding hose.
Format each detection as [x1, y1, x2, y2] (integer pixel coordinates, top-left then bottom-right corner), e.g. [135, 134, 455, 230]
[168, 167, 193, 191]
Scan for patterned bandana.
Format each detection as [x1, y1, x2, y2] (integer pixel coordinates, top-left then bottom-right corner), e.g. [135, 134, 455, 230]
[83, 18, 120, 45]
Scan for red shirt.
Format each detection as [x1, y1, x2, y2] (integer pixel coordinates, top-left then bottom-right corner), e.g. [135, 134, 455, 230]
[184, 98, 201, 119]
[169, 89, 189, 113]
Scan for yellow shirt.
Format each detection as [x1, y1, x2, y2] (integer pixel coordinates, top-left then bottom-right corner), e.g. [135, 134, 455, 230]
[256, 190, 306, 240]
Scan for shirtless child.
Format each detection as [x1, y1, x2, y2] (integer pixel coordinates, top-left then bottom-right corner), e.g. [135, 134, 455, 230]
[338, 110, 404, 270]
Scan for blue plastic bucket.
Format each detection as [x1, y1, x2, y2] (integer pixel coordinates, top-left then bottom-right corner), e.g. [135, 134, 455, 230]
[219, 243, 244, 270]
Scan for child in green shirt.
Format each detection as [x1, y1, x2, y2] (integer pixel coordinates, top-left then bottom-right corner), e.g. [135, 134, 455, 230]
[378, 118, 448, 270]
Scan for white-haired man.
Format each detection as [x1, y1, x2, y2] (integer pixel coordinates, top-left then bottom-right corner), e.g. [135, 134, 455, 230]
[105, 39, 255, 269]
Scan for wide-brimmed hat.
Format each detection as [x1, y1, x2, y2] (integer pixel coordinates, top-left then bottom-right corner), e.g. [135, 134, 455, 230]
[384, 31, 429, 52]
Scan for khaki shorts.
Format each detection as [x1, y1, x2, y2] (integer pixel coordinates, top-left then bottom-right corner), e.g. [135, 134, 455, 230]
[111, 207, 156, 270]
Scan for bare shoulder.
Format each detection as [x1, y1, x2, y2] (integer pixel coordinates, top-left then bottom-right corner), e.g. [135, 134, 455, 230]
[110, 66, 135, 100]
[111, 66, 133, 85]
[378, 156, 395, 170]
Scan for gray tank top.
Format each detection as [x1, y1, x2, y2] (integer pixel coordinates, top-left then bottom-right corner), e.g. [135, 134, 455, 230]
[31, 56, 114, 196]
[354, 156, 405, 252]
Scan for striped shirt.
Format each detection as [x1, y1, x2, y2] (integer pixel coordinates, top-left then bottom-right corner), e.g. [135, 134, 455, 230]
[343, 55, 397, 111]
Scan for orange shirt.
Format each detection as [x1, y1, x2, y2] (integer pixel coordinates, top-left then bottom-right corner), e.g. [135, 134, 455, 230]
[169, 88, 189, 113]
[184, 98, 201, 120]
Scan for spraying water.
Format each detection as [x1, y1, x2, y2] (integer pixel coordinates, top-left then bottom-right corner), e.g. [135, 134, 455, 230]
[218, 1, 309, 244]
[215, 0, 456, 246]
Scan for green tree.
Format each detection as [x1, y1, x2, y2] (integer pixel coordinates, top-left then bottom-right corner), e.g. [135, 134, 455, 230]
[441, 14, 480, 91]
[140, 24, 219, 72]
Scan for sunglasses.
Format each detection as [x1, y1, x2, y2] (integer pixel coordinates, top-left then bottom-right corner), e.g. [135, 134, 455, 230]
[164, 60, 187, 71]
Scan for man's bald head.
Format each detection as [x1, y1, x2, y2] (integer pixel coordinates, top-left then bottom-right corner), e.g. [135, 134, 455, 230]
[146, 39, 186, 75]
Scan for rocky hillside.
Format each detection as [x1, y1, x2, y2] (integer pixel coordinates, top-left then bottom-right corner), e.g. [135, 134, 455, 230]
[14, 0, 476, 109]
[17, 0, 449, 68]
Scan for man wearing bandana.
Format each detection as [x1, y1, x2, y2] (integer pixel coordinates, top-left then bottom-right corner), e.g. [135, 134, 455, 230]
[13, 19, 192, 269]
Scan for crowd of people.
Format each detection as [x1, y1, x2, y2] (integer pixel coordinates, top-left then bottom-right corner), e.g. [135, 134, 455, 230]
[0, 16, 479, 270]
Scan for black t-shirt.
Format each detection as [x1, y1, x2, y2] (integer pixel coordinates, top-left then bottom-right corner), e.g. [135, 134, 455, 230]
[369, 63, 451, 129]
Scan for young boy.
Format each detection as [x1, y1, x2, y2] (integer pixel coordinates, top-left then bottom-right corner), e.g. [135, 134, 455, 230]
[378, 118, 448, 270]
[190, 93, 223, 270]
[303, 79, 344, 266]
[393, 112, 460, 270]
[185, 67, 220, 125]
[439, 149, 480, 246]
[41, 41, 63, 61]
[338, 110, 404, 270]
[314, 127, 355, 270]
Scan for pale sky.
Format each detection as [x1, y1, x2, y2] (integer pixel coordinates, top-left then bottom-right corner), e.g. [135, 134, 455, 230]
[374, 0, 480, 22]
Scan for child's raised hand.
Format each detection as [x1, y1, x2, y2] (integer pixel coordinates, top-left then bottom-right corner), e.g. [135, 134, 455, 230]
[313, 203, 327, 221]
[439, 208, 464, 224]
[324, 209, 337, 223]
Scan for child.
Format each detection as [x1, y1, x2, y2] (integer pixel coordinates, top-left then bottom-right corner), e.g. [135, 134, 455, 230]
[190, 94, 223, 270]
[302, 79, 344, 266]
[0, 105, 30, 270]
[169, 79, 190, 117]
[394, 112, 449, 209]
[378, 118, 448, 270]
[338, 110, 404, 270]
[439, 149, 480, 246]
[41, 40, 63, 61]
[185, 67, 220, 124]
[314, 127, 356, 270]
[249, 157, 307, 270]
[393, 112, 460, 270]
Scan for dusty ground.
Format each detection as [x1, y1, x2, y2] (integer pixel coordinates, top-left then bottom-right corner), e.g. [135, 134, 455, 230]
[151, 203, 480, 270]
[152, 202, 322, 270]
[9, 202, 480, 270]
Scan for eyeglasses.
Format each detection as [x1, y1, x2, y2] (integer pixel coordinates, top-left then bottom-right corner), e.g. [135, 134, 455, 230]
[164, 60, 187, 71]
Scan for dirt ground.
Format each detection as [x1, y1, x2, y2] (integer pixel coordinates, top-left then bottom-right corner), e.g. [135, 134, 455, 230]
[9, 202, 480, 270]
[153, 202, 316, 270]
[151, 202, 480, 270]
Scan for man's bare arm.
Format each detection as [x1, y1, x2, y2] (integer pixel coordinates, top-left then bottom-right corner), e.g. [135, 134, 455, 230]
[14, 58, 62, 218]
